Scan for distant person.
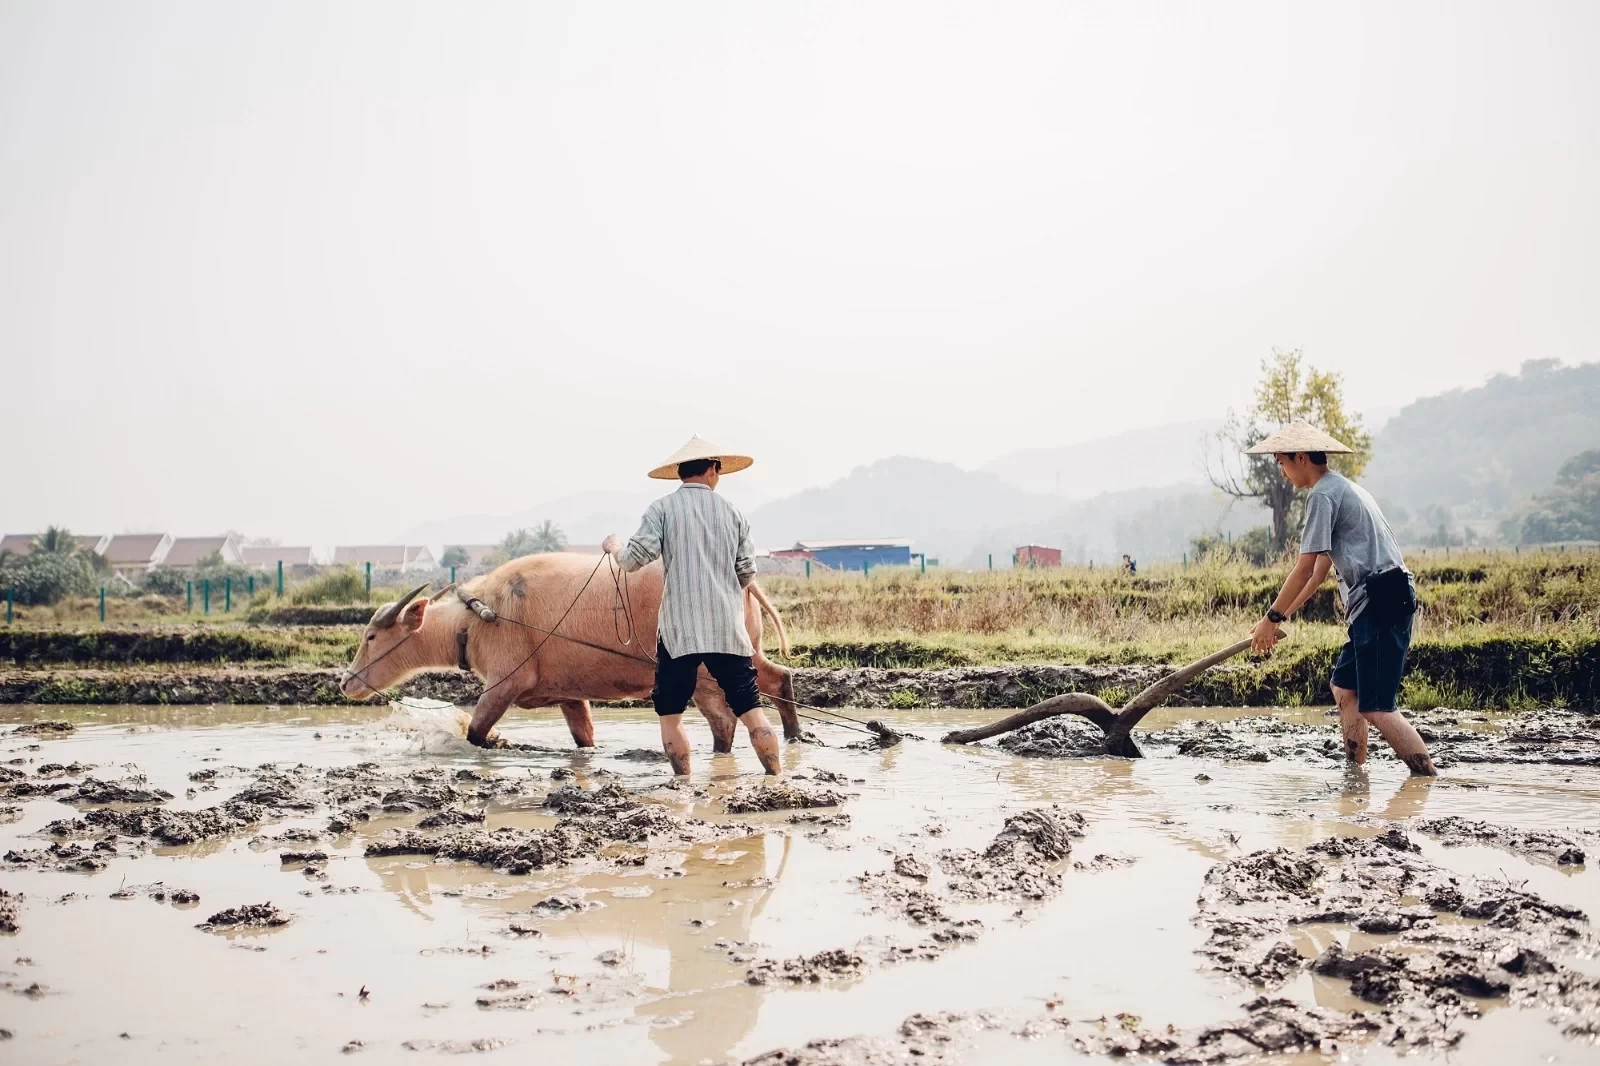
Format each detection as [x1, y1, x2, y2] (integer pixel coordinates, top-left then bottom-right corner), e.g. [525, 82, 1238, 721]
[1247, 423, 1436, 776]
[1121, 554, 1136, 575]
[602, 436, 783, 777]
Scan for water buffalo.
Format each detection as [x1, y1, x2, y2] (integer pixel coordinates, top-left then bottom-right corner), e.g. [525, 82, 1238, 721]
[339, 552, 800, 750]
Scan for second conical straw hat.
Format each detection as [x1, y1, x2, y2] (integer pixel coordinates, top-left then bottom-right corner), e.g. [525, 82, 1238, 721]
[1245, 421, 1354, 455]
[647, 436, 755, 480]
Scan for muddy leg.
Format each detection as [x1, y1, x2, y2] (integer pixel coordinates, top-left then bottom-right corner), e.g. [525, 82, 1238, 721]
[467, 687, 517, 747]
[756, 659, 802, 741]
[1333, 684, 1367, 764]
[740, 707, 783, 775]
[659, 714, 692, 776]
[557, 699, 596, 748]
[695, 673, 738, 754]
[1364, 710, 1437, 776]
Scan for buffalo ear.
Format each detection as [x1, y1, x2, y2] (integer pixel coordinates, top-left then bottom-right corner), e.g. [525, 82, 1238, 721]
[401, 597, 428, 632]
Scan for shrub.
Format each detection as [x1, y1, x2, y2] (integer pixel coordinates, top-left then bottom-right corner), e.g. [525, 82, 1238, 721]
[289, 567, 368, 605]
[0, 551, 97, 605]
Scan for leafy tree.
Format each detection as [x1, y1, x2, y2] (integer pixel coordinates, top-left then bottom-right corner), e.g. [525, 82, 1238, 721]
[1519, 449, 1600, 543]
[32, 526, 80, 555]
[0, 551, 96, 605]
[439, 546, 470, 568]
[1209, 349, 1374, 550]
[530, 520, 566, 553]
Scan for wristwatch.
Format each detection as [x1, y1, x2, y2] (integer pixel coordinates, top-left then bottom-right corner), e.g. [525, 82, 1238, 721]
[1266, 608, 1287, 624]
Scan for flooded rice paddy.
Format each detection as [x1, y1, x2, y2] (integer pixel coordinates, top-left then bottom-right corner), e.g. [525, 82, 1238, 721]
[1, 702, 1597, 1065]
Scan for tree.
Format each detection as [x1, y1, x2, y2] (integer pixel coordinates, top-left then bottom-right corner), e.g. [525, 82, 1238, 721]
[32, 526, 80, 555]
[1208, 349, 1374, 550]
[0, 550, 96, 605]
[439, 546, 470, 568]
[500, 521, 566, 560]
[1519, 449, 1600, 543]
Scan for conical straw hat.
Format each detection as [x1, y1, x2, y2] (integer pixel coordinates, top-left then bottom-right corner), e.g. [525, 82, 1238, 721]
[1246, 421, 1354, 455]
[647, 435, 755, 480]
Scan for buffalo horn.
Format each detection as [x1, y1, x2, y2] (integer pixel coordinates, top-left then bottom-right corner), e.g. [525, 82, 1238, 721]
[374, 583, 431, 628]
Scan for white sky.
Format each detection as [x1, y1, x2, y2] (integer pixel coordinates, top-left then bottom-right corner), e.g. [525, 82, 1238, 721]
[3, 1, 1597, 545]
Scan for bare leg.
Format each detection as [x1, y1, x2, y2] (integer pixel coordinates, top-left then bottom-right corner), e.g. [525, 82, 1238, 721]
[741, 708, 783, 776]
[557, 699, 596, 748]
[659, 714, 692, 776]
[1365, 711, 1437, 776]
[694, 673, 739, 754]
[755, 658, 803, 741]
[1333, 684, 1367, 764]
[467, 687, 517, 747]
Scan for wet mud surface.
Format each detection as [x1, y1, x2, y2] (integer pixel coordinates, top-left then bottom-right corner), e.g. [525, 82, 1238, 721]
[0, 701, 1597, 1065]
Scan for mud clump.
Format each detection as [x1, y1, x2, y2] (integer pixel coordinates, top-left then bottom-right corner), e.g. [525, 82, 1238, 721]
[1413, 816, 1589, 866]
[939, 806, 1084, 901]
[996, 717, 1107, 759]
[50, 801, 267, 847]
[1431, 707, 1600, 767]
[747, 948, 866, 986]
[1047, 995, 1391, 1061]
[0, 888, 20, 933]
[5, 838, 121, 872]
[740, 1011, 976, 1065]
[417, 806, 486, 829]
[65, 776, 174, 805]
[12, 721, 74, 735]
[725, 782, 847, 814]
[198, 903, 292, 931]
[542, 782, 638, 817]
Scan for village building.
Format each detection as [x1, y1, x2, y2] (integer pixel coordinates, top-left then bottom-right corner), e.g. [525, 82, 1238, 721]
[772, 539, 914, 571]
[333, 545, 438, 572]
[240, 545, 318, 569]
[101, 533, 174, 577]
[1014, 544, 1063, 568]
[160, 535, 246, 569]
[0, 533, 110, 557]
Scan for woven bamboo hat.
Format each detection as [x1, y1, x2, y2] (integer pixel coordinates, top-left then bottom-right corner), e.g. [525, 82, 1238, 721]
[1246, 421, 1354, 455]
[648, 435, 755, 480]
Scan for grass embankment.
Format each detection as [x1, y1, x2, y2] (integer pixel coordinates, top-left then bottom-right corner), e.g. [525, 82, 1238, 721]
[2, 553, 1595, 709]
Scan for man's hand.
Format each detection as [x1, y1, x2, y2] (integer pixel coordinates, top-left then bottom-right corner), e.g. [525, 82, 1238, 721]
[601, 534, 623, 556]
[1251, 615, 1283, 656]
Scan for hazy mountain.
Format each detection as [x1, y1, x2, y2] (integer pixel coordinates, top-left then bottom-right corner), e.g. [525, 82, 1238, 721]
[981, 420, 1220, 498]
[1364, 360, 1600, 520]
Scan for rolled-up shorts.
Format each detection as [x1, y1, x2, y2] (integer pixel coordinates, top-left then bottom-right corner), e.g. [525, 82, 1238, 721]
[1330, 609, 1414, 712]
[652, 640, 762, 718]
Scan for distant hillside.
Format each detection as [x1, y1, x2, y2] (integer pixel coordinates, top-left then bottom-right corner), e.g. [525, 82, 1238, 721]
[1364, 360, 1600, 517]
[747, 456, 1267, 565]
[981, 420, 1219, 498]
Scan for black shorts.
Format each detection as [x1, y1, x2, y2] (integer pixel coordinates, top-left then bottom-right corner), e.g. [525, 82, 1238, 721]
[1330, 609, 1413, 712]
[651, 640, 761, 718]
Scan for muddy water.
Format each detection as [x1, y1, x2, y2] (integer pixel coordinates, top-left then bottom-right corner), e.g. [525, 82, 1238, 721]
[1, 703, 1596, 1065]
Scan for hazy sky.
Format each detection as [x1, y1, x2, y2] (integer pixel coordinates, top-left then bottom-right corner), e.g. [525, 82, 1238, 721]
[4, 1, 1597, 545]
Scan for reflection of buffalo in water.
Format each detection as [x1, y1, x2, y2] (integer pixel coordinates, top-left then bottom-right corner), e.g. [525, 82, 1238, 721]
[944, 637, 1263, 756]
[339, 553, 800, 749]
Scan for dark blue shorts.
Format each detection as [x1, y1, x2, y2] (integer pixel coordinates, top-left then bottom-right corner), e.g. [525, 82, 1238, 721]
[652, 640, 761, 718]
[1330, 609, 1413, 712]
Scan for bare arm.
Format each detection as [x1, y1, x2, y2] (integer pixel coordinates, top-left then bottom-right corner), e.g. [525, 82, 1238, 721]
[1252, 552, 1329, 654]
[1282, 553, 1332, 617]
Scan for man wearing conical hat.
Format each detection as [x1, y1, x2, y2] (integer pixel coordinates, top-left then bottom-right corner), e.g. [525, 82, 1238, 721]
[1246, 422, 1437, 776]
[602, 436, 783, 776]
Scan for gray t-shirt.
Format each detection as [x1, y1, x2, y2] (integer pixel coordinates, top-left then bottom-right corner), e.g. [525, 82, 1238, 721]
[1299, 471, 1405, 623]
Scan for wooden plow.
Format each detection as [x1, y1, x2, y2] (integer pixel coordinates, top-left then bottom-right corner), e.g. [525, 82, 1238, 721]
[940, 633, 1276, 757]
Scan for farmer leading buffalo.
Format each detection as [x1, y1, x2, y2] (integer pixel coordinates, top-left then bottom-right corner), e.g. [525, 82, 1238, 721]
[602, 436, 784, 777]
[1246, 422, 1437, 776]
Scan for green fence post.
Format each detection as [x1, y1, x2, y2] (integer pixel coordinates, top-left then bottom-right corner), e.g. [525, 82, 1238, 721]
[862, 559, 869, 577]
[186, 580, 193, 612]
[365, 562, 372, 599]
[805, 560, 811, 579]
[99, 587, 106, 623]
[987, 554, 993, 571]
[276, 559, 284, 596]
[248, 574, 255, 598]
[450, 565, 457, 585]
[920, 554, 926, 574]
[225, 576, 232, 613]
[203, 578, 211, 614]
[1183, 552, 1188, 568]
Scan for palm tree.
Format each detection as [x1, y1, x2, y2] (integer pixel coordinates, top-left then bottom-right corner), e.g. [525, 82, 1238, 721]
[530, 520, 566, 554]
[32, 526, 79, 555]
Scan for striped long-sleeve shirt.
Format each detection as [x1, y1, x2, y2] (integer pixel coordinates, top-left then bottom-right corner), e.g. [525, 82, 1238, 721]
[616, 483, 756, 658]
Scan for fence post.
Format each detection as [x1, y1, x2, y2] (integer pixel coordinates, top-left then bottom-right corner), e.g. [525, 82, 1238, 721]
[99, 587, 106, 623]
[365, 562, 372, 599]
[248, 574, 255, 598]
[225, 577, 232, 613]
[1183, 552, 1188, 568]
[450, 565, 457, 585]
[186, 580, 193, 612]
[276, 559, 284, 596]
[805, 560, 811, 579]
[862, 559, 869, 578]
[920, 554, 926, 574]
[203, 578, 211, 614]
[987, 554, 992, 571]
